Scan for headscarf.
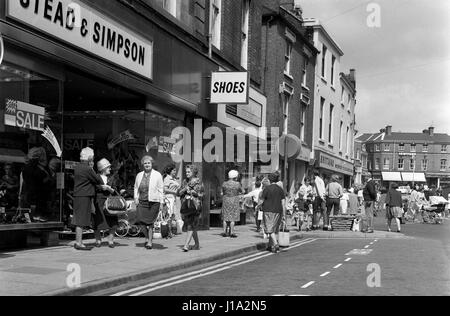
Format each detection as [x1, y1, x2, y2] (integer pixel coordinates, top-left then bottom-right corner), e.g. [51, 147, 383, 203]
[27, 147, 47, 167]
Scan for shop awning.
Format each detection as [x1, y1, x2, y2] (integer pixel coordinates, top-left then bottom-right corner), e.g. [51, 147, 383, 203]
[0, 149, 26, 163]
[382, 172, 402, 181]
[401, 173, 427, 183]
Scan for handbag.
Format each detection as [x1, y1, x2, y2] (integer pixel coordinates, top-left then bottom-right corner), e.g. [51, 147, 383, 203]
[180, 197, 200, 216]
[104, 190, 128, 216]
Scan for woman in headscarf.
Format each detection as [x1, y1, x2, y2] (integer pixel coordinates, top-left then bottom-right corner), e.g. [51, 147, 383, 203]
[221, 170, 243, 238]
[163, 163, 180, 238]
[73, 148, 111, 251]
[178, 165, 204, 252]
[134, 156, 164, 250]
[93, 158, 119, 248]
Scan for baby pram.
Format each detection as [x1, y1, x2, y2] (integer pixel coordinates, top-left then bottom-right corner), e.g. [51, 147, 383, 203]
[422, 196, 448, 225]
[116, 200, 141, 237]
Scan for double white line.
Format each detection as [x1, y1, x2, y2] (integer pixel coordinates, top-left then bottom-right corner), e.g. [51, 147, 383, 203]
[112, 238, 317, 296]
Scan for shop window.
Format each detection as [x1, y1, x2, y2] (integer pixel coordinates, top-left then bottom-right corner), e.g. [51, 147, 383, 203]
[0, 62, 62, 222]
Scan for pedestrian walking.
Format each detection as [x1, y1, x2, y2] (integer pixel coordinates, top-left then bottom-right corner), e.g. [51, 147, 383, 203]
[73, 148, 110, 251]
[260, 172, 286, 254]
[347, 188, 359, 215]
[163, 163, 180, 238]
[362, 173, 377, 233]
[311, 170, 326, 230]
[385, 183, 404, 233]
[178, 165, 204, 252]
[243, 180, 263, 232]
[324, 175, 343, 231]
[93, 158, 118, 248]
[134, 156, 164, 250]
[340, 189, 349, 215]
[221, 170, 243, 238]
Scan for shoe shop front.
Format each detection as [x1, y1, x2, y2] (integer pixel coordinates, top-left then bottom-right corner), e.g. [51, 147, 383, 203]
[0, 0, 218, 248]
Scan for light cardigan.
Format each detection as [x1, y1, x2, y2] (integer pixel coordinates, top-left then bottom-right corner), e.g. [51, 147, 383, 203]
[134, 170, 164, 203]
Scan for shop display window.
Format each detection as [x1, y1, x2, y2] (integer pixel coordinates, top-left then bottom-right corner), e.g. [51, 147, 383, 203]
[0, 62, 63, 223]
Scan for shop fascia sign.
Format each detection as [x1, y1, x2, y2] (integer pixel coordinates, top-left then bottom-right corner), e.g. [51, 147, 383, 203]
[317, 151, 354, 175]
[210, 72, 249, 104]
[6, 0, 153, 79]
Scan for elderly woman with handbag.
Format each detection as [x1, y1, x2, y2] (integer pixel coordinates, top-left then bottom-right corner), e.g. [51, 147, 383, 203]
[178, 165, 204, 252]
[93, 159, 119, 249]
[134, 156, 164, 250]
[73, 148, 112, 251]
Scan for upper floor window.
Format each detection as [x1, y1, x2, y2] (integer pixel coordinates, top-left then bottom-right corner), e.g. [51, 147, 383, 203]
[410, 144, 416, 152]
[240, 0, 250, 69]
[329, 104, 334, 143]
[375, 158, 381, 170]
[300, 105, 306, 142]
[399, 143, 405, 152]
[284, 40, 293, 76]
[384, 144, 390, 151]
[375, 144, 380, 152]
[423, 144, 429, 152]
[346, 126, 350, 155]
[321, 45, 327, 79]
[319, 98, 325, 140]
[383, 158, 390, 170]
[441, 159, 447, 171]
[442, 145, 448, 153]
[347, 93, 351, 110]
[341, 87, 345, 105]
[398, 159, 404, 170]
[154, 0, 193, 26]
[331, 55, 336, 87]
[422, 159, 428, 171]
[302, 59, 308, 87]
[211, 0, 222, 49]
[339, 121, 344, 151]
[410, 159, 415, 171]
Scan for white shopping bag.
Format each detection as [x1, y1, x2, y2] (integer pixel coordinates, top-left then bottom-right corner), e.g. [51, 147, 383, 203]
[257, 210, 263, 221]
[278, 224, 290, 248]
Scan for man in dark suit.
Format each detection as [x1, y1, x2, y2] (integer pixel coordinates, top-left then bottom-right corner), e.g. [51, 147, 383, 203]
[362, 173, 377, 233]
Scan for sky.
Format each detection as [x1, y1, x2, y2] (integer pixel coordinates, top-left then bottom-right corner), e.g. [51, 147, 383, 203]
[300, 0, 450, 136]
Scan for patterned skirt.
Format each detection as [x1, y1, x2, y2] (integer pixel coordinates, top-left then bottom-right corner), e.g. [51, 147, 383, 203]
[222, 196, 241, 222]
[263, 212, 282, 234]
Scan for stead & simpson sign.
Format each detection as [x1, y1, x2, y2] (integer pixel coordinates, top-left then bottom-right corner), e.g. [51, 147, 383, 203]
[7, 0, 153, 79]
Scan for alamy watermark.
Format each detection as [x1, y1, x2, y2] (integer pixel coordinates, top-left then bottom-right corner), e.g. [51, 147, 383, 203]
[367, 263, 381, 288]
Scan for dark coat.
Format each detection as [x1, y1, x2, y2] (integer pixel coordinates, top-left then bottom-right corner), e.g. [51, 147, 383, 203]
[74, 163, 103, 197]
[363, 180, 377, 202]
[385, 189, 403, 208]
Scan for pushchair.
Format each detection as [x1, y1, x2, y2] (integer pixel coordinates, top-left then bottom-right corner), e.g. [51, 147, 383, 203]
[421, 196, 448, 225]
[116, 200, 142, 238]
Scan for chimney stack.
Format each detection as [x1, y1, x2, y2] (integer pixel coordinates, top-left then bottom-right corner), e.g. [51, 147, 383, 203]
[423, 129, 429, 135]
[429, 127, 435, 137]
[385, 125, 392, 136]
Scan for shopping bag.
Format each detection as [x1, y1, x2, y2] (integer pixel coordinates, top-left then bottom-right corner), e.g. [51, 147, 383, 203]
[257, 210, 263, 221]
[278, 223, 290, 248]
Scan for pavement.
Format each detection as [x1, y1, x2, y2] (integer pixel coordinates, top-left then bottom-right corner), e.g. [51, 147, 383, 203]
[0, 220, 410, 296]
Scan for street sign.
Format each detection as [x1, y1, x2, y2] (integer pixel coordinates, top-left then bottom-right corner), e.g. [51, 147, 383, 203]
[210, 72, 249, 104]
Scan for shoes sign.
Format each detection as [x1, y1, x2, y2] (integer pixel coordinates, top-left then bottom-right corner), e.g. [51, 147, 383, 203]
[210, 72, 249, 104]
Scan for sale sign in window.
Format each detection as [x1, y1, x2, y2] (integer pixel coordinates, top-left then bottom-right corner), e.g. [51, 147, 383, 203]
[5, 99, 45, 132]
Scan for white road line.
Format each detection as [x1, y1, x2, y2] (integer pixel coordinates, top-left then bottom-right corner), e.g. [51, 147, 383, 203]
[345, 258, 352, 262]
[364, 245, 370, 249]
[333, 264, 343, 269]
[320, 272, 330, 277]
[301, 281, 315, 289]
[113, 238, 317, 296]
[130, 252, 275, 296]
